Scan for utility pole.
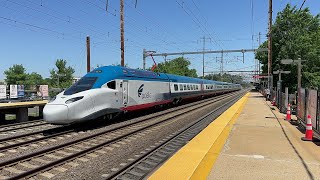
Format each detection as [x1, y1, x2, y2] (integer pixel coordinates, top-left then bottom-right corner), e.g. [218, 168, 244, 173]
[120, 0, 125, 66]
[221, 51, 224, 75]
[256, 31, 260, 82]
[258, 32, 261, 76]
[297, 58, 302, 90]
[86, 36, 91, 73]
[202, 36, 205, 78]
[281, 58, 305, 92]
[268, 0, 273, 90]
[200, 36, 211, 78]
[143, 49, 146, 70]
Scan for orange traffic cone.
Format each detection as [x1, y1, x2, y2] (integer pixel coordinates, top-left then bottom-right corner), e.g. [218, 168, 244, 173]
[272, 96, 276, 106]
[301, 114, 313, 141]
[286, 104, 291, 121]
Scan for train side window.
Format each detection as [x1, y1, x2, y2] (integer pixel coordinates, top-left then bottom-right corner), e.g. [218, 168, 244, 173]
[184, 85, 187, 90]
[191, 85, 194, 90]
[174, 84, 178, 91]
[179, 84, 183, 91]
[107, 81, 116, 89]
[187, 85, 190, 90]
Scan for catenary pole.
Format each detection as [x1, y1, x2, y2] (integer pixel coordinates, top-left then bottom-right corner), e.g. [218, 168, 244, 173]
[268, 0, 273, 90]
[86, 36, 90, 73]
[120, 0, 125, 66]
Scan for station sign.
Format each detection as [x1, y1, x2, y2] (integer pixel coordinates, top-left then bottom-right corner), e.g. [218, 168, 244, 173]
[37, 85, 49, 97]
[281, 59, 294, 65]
[17, 85, 25, 98]
[253, 75, 269, 79]
[10, 85, 18, 98]
[0, 85, 6, 99]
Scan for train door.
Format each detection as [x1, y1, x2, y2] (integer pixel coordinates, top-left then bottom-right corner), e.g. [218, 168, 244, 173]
[122, 81, 129, 106]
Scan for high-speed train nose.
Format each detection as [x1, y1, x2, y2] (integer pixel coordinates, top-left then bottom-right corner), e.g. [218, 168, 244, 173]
[43, 104, 69, 124]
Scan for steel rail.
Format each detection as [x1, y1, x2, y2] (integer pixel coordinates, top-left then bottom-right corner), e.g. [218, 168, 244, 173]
[109, 90, 248, 179]
[1, 91, 244, 179]
[0, 92, 237, 153]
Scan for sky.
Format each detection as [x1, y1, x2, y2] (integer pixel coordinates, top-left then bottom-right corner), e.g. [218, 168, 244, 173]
[0, 0, 319, 81]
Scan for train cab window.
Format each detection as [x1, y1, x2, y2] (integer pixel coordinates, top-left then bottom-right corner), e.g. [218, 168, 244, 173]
[184, 85, 187, 90]
[64, 77, 97, 95]
[107, 81, 116, 89]
[174, 84, 179, 91]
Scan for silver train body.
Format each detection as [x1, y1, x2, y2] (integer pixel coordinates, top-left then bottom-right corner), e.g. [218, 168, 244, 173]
[44, 66, 241, 125]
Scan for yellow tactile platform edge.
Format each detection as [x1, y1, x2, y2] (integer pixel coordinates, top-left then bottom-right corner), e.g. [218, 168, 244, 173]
[149, 92, 250, 180]
[0, 100, 48, 107]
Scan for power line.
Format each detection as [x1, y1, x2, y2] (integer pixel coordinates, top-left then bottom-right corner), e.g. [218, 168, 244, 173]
[299, 0, 306, 10]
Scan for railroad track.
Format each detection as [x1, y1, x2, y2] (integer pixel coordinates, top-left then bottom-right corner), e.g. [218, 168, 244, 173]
[109, 90, 248, 179]
[0, 91, 243, 179]
[0, 91, 239, 159]
[0, 120, 53, 136]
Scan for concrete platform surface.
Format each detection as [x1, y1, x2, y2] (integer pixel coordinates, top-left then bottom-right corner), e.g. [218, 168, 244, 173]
[208, 92, 320, 180]
[0, 100, 47, 109]
[149, 93, 250, 180]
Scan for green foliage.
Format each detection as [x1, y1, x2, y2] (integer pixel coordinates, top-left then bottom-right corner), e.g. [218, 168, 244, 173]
[256, 4, 320, 91]
[4, 64, 27, 85]
[4, 65, 48, 89]
[50, 59, 75, 88]
[151, 57, 198, 77]
[204, 73, 244, 84]
[24, 72, 44, 89]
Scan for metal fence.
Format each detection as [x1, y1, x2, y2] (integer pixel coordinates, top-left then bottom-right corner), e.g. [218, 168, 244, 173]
[297, 88, 320, 135]
[259, 86, 320, 135]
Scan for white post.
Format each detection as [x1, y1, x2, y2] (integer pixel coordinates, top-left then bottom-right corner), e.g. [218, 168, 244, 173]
[285, 87, 288, 108]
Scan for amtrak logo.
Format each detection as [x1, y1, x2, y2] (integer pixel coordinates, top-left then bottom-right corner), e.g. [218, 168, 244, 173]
[138, 84, 144, 97]
[138, 84, 152, 99]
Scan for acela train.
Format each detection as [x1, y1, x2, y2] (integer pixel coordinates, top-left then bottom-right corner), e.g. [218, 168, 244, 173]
[43, 66, 241, 124]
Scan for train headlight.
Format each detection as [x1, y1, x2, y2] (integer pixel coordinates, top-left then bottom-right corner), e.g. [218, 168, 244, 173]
[65, 96, 84, 104]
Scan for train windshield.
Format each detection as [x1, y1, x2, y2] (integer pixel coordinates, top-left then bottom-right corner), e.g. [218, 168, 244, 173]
[64, 77, 97, 95]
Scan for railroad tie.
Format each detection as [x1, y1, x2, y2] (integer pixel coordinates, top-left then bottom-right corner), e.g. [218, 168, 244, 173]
[19, 162, 39, 169]
[4, 167, 25, 174]
[33, 158, 51, 164]
[44, 154, 63, 159]
[39, 172, 55, 179]
[52, 167, 68, 173]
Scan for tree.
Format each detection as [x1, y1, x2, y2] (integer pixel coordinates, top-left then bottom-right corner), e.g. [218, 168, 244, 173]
[50, 59, 75, 88]
[204, 73, 244, 84]
[256, 4, 320, 91]
[25, 72, 44, 89]
[4, 64, 27, 85]
[152, 57, 198, 77]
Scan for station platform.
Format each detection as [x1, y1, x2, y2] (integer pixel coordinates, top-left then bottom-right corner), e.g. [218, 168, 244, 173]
[149, 91, 320, 179]
[0, 100, 47, 122]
